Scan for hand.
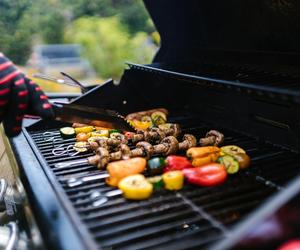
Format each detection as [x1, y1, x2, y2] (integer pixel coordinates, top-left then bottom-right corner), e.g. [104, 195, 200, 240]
[0, 53, 54, 137]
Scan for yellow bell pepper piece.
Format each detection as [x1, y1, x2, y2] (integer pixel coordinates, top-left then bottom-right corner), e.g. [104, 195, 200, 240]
[162, 171, 184, 190]
[118, 174, 153, 200]
[88, 130, 109, 138]
[74, 126, 94, 134]
[131, 120, 152, 130]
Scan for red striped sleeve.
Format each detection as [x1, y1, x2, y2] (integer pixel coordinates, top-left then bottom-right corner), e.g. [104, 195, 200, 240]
[18, 103, 27, 109]
[43, 103, 52, 109]
[0, 70, 19, 85]
[0, 88, 10, 95]
[18, 90, 28, 97]
[0, 61, 13, 71]
[15, 78, 24, 86]
[0, 100, 8, 106]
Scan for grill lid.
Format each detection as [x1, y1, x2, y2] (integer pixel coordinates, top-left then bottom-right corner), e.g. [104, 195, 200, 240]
[144, 0, 300, 66]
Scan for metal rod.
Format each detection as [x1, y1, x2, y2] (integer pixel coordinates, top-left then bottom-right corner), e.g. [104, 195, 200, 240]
[55, 159, 89, 168]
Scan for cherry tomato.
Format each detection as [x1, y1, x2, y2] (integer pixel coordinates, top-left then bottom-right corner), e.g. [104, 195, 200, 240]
[182, 163, 227, 187]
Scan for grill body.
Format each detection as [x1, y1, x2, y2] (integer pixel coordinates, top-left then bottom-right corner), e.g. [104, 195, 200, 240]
[10, 62, 300, 249]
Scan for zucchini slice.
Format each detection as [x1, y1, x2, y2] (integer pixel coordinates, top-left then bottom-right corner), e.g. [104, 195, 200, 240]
[60, 127, 75, 139]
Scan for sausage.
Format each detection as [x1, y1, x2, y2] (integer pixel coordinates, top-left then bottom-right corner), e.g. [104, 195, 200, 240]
[125, 108, 168, 121]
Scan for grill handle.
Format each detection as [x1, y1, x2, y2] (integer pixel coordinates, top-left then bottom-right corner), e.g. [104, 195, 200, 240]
[55, 159, 88, 169]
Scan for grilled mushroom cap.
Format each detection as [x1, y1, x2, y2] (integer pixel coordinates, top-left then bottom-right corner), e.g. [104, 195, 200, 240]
[179, 134, 197, 150]
[136, 141, 154, 159]
[200, 130, 224, 146]
[88, 154, 100, 166]
[120, 144, 131, 159]
[161, 136, 179, 155]
[95, 147, 110, 169]
[132, 130, 145, 143]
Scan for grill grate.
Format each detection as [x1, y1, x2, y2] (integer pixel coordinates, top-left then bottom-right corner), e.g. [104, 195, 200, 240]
[25, 117, 300, 250]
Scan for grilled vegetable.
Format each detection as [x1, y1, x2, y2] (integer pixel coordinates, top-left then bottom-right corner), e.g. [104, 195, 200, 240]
[147, 157, 166, 175]
[146, 176, 164, 189]
[141, 115, 153, 123]
[73, 142, 88, 153]
[187, 146, 220, 159]
[221, 145, 246, 156]
[151, 111, 167, 125]
[60, 127, 75, 139]
[124, 131, 135, 140]
[233, 153, 251, 169]
[88, 130, 109, 138]
[106, 157, 146, 187]
[118, 174, 153, 200]
[162, 170, 184, 190]
[164, 155, 192, 172]
[183, 163, 227, 187]
[109, 129, 121, 135]
[217, 155, 239, 174]
[187, 146, 220, 167]
[87, 136, 100, 143]
[126, 108, 168, 121]
[131, 120, 152, 130]
[110, 132, 125, 141]
[76, 132, 89, 142]
[74, 126, 94, 134]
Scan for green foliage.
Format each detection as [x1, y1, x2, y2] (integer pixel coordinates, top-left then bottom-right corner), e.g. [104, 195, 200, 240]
[65, 16, 156, 79]
[0, 0, 156, 70]
[61, 0, 155, 34]
[0, 0, 33, 64]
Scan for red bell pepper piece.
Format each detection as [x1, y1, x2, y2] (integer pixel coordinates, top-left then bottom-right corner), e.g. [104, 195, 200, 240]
[182, 163, 227, 187]
[164, 155, 193, 172]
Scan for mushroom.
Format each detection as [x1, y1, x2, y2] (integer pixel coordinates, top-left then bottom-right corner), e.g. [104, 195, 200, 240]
[153, 136, 179, 155]
[179, 134, 197, 151]
[95, 147, 110, 169]
[199, 130, 224, 146]
[135, 141, 154, 159]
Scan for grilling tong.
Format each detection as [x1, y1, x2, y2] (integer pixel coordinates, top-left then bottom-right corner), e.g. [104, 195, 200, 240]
[52, 102, 135, 132]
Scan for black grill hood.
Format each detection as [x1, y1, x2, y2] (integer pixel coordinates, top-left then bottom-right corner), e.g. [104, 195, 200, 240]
[144, 0, 300, 67]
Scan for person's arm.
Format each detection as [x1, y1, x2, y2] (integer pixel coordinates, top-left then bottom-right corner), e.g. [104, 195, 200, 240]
[0, 53, 54, 137]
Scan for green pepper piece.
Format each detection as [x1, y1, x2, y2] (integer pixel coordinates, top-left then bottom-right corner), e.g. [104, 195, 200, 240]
[147, 157, 166, 175]
[147, 176, 164, 190]
[109, 129, 121, 135]
[217, 155, 239, 174]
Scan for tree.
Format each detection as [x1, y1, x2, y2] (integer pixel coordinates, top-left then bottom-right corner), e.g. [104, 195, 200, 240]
[64, 16, 156, 79]
[0, 0, 33, 64]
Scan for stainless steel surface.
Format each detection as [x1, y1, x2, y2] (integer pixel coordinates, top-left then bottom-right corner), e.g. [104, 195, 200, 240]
[5, 222, 19, 250]
[0, 179, 8, 211]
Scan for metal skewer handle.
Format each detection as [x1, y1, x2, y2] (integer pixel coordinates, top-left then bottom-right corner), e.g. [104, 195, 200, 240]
[67, 173, 109, 187]
[55, 159, 89, 168]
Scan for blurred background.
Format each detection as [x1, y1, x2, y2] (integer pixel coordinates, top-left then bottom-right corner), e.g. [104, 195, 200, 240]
[0, 0, 159, 92]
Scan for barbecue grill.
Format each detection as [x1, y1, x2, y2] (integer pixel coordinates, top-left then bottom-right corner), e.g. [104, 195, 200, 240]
[2, 0, 300, 249]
